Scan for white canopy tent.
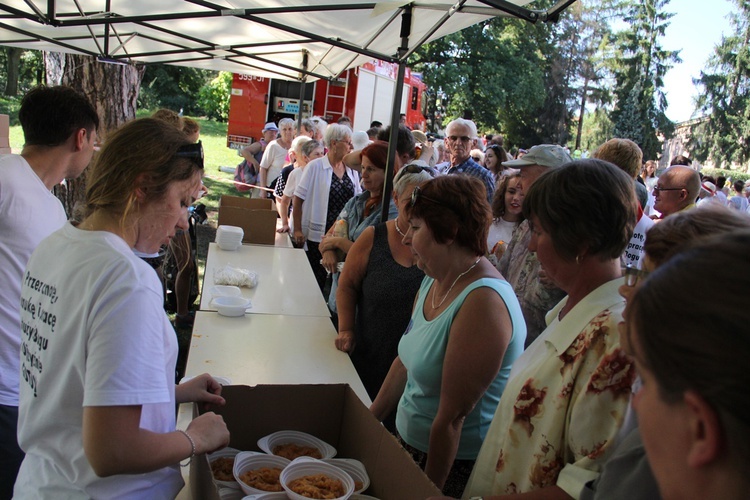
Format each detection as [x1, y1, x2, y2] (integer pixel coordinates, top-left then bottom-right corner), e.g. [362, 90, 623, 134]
[0, 0, 577, 217]
[0, 1, 575, 81]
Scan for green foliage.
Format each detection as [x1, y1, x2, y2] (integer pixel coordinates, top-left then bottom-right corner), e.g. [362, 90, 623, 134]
[691, 0, 750, 169]
[0, 95, 22, 125]
[409, 1, 617, 149]
[0, 48, 45, 97]
[610, 0, 680, 159]
[577, 108, 615, 151]
[197, 72, 232, 122]
[700, 167, 750, 182]
[138, 64, 217, 115]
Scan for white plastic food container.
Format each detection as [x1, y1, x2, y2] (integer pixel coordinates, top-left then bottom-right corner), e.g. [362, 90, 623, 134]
[212, 295, 252, 317]
[208, 447, 242, 489]
[323, 458, 369, 494]
[216, 225, 244, 251]
[280, 457, 355, 500]
[233, 451, 291, 496]
[257, 430, 336, 460]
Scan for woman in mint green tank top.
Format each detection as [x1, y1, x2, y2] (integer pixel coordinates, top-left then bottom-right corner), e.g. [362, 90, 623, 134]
[370, 175, 525, 498]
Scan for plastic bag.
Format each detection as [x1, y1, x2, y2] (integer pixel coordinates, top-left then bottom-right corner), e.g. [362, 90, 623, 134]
[214, 264, 259, 288]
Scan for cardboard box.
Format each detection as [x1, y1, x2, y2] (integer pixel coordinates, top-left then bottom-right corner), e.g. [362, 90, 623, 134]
[0, 114, 9, 136]
[218, 196, 278, 245]
[192, 385, 441, 500]
[0, 137, 9, 148]
[0, 147, 11, 155]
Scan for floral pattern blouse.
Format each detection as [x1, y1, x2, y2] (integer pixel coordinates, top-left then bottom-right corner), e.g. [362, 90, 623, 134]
[462, 278, 635, 499]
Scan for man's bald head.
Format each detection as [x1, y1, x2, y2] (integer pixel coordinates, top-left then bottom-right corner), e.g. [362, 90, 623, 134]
[654, 166, 701, 217]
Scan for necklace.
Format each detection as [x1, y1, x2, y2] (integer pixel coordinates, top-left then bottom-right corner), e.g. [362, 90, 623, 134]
[394, 217, 406, 237]
[431, 256, 482, 309]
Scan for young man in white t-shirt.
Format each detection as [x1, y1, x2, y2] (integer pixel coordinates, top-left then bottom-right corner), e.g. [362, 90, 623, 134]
[0, 85, 98, 497]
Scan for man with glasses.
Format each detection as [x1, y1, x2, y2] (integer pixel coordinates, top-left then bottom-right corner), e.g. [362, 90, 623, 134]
[444, 118, 495, 203]
[0, 85, 98, 497]
[652, 165, 701, 220]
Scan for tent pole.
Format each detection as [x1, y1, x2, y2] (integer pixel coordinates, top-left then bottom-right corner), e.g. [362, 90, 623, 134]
[381, 4, 412, 222]
[298, 50, 308, 132]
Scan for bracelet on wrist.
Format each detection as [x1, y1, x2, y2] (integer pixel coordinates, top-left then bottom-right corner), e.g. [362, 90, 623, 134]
[178, 429, 196, 467]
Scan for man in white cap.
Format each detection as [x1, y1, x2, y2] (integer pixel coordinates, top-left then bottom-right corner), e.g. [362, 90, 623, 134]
[496, 144, 572, 347]
[697, 180, 724, 208]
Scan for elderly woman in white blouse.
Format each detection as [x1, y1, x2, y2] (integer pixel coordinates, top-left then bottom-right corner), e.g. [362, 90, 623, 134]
[292, 124, 359, 289]
[258, 117, 295, 196]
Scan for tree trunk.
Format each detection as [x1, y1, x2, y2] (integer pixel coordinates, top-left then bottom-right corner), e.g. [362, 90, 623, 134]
[575, 76, 590, 151]
[4, 48, 22, 96]
[45, 52, 144, 219]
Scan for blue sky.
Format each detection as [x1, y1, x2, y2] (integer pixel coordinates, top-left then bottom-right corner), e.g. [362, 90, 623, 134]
[661, 0, 736, 122]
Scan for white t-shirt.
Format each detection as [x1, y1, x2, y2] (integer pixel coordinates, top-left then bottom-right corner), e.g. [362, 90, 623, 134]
[0, 155, 67, 406]
[14, 223, 181, 499]
[283, 166, 304, 199]
[283, 167, 305, 229]
[715, 190, 728, 206]
[260, 140, 289, 188]
[487, 218, 517, 250]
[487, 218, 518, 266]
[622, 212, 655, 269]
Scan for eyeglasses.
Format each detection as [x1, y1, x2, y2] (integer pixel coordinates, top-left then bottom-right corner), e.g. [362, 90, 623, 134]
[447, 136, 471, 143]
[623, 264, 650, 287]
[175, 141, 204, 169]
[410, 185, 442, 208]
[653, 185, 685, 194]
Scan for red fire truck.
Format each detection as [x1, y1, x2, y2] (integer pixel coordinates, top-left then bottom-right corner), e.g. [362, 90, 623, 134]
[226, 60, 427, 149]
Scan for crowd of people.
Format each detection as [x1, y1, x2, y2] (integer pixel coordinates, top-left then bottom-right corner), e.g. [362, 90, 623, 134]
[1, 84, 749, 500]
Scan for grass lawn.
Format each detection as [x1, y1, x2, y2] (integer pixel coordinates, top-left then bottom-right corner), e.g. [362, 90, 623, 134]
[7, 113, 242, 218]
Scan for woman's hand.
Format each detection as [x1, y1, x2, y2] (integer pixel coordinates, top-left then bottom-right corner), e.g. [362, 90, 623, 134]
[335, 330, 355, 353]
[321, 249, 339, 274]
[185, 412, 230, 455]
[176, 373, 225, 409]
[277, 224, 290, 233]
[319, 236, 343, 253]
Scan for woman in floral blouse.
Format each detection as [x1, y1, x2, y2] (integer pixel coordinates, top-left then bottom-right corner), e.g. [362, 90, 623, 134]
[461, 159, 638, 500]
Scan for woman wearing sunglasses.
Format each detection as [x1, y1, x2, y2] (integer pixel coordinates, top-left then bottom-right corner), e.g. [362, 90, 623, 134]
[14, 118, 229, 498]
[370, 175, 526, 497]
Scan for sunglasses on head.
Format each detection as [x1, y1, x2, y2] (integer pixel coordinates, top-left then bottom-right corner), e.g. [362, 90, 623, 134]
[174, 141, 204, 169]
[402, 164, 437, 176]
[410, 184, 442, 208]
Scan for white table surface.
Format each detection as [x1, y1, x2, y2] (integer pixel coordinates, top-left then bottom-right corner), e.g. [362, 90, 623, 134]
[200, 242, 330, 317]
[184, 311, 371, 405]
